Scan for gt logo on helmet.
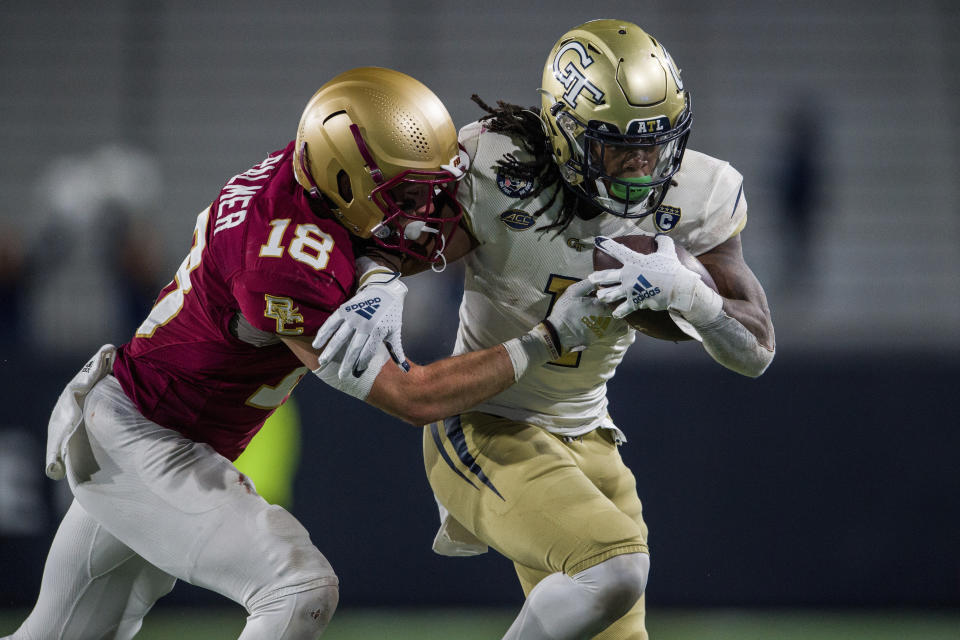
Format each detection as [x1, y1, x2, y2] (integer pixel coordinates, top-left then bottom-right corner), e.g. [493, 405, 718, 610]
[552, 41, 605, 108]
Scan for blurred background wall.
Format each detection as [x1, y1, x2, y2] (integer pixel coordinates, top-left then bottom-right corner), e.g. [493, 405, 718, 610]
[1, 0, 958, 614]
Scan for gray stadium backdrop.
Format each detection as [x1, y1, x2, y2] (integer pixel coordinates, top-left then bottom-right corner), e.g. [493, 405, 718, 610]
[1, 0, 958, 612]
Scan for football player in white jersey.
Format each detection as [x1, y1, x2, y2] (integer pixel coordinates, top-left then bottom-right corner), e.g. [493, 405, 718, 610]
[316, 19, 774, 640]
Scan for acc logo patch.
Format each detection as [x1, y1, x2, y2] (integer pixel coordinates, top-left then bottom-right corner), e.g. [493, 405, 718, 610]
[654, 205, 682, 232]
[566, 237, 588, 252]
[499, 209, 536, 231]
[496, 170, 535, 198]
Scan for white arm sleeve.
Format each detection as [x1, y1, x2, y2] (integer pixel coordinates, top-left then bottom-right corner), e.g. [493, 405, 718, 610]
[696, 312, 774, 378]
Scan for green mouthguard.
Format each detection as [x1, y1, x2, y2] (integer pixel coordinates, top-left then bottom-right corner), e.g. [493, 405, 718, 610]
[609, 175, 652, 201]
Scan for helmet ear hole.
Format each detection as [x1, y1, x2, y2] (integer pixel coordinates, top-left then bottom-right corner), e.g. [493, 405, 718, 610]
[336, 169, 353, 203]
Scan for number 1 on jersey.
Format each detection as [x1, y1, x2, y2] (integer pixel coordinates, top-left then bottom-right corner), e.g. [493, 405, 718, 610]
[543, 274, 582, 368]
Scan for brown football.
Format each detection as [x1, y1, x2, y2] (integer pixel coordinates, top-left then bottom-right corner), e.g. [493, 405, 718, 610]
[592, 235, 718, 341]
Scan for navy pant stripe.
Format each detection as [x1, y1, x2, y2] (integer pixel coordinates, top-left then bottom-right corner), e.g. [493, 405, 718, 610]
[443, 416, 505, 501]
[429, 421, 478, 490]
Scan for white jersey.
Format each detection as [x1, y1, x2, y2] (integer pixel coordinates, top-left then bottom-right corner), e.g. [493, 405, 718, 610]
[453, 121, 748, 437]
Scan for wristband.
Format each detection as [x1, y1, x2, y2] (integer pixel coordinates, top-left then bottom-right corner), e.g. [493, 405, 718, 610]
[678, 279, 724, 327]
[502, 323, 559, 382]
[356, 256, 398, 288]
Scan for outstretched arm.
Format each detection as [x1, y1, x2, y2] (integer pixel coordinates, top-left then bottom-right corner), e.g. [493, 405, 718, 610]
[367, 344, 518, 425]
[282, 333, 517, 425]
[284, 279, 619, 425]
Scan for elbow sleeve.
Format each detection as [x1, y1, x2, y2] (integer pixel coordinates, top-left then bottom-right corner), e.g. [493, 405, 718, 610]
[697, 313, 774, 377]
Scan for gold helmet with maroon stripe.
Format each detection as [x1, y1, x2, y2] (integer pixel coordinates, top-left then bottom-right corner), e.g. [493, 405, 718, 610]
[540, 20, 692, 218]
[294, 67, 466, 262]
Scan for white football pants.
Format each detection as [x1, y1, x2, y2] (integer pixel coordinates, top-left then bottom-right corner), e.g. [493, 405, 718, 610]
[5, 376, 338, 640]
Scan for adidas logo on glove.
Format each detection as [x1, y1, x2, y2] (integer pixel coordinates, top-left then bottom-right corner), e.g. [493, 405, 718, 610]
[345, 297, 381, 319]
[631, 274, 661, 305]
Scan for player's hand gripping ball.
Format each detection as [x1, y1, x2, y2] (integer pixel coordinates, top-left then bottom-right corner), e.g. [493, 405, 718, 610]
[592, 235, 718, 341]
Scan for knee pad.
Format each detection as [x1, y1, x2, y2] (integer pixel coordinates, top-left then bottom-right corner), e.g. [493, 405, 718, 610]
[502, 554, 650, 640]
[245, 582, 339, 640]
[241, 506, 340, 638]
[572, 552, 649, 624]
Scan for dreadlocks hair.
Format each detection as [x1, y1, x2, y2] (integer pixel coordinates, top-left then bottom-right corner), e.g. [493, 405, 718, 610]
[471, 95, 590, 235]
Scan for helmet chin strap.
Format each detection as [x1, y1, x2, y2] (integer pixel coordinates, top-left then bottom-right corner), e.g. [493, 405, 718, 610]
[430, 232, 448, 273]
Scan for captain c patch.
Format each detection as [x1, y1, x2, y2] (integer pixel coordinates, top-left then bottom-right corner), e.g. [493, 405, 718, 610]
[654, 205, 681, 232]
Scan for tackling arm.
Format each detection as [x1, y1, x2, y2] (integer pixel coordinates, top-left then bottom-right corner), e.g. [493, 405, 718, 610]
[283, 277, 615, 425]
[282, 334, 516, 426]
[366, 346, 517, 426]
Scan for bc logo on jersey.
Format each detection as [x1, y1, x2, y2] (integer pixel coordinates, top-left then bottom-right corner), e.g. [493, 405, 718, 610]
[499, 209, 536, 231]
[654, 205, 682, 232]
[496, 170, 535, 198]
[264, 295, 304, 335]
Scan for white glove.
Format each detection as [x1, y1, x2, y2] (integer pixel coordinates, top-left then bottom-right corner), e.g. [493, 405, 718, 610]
[313, 339, 391, 401]
[545, 278, 619, 352]
[502, 279, 619, 381]
[590, 235, 708, 319]
[312, 271, 409, 379]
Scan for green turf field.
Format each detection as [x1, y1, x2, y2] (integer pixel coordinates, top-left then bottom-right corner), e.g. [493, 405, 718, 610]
[1, 607, 957, 639]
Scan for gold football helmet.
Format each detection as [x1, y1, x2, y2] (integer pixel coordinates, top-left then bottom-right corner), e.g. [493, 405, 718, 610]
[540, 20, 692, 218]
[294, 67, 466, 262]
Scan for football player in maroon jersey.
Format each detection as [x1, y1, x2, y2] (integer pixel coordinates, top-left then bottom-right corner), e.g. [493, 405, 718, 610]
[8, 68, 613, 640]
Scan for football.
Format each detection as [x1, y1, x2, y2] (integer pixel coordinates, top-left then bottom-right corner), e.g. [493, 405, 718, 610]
[592, 235, 718, 341]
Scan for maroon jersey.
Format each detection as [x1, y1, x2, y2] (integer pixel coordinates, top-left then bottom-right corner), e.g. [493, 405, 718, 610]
[113, 142, 356, 460]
